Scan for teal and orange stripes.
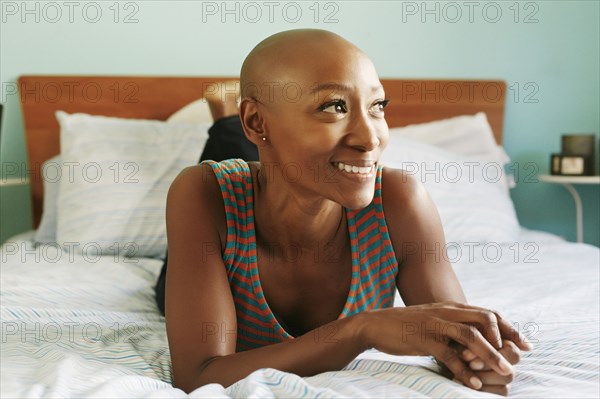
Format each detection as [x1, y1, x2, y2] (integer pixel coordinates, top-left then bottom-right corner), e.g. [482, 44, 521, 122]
[205, 159, 398, 351]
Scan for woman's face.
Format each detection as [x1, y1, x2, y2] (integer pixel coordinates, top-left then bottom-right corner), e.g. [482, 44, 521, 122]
[257, 48, 389, 210]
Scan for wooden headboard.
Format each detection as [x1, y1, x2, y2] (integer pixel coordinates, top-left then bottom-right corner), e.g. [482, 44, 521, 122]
[18, 76, 506, 228]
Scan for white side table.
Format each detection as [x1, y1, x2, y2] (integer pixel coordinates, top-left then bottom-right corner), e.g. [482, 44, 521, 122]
[538, 175, 600, 243]
[0, 178, 29, 187]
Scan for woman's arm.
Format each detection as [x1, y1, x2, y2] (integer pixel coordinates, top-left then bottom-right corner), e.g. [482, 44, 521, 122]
[381, 167, 531, 345]
[381, 168, 531, 395]
[381, 168, 466, 304]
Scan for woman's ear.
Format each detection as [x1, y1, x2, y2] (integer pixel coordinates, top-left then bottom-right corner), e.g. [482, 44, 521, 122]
[239, 98, 267, 146]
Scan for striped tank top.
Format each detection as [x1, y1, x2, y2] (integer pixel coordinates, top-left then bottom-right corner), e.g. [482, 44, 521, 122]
[206, 159, 399, 352]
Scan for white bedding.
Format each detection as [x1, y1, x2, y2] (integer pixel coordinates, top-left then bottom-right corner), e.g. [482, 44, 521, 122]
[1, 228, 598, 398]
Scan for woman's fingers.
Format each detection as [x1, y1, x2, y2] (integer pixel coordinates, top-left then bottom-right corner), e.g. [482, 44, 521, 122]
[447, 341, 515, 396]
[474, 370, 514, 385]
[447, 302, 533, 351]
[433, 343, 483, 390]
[376, 303, 528, 393]
[461, 348, 477, 362]
[437, 304, 503, 350]
[467, 340, 521, 371]
[496, 314, 534, 351]
[442, 322, 514, 376]
[480, 384, 511, 396]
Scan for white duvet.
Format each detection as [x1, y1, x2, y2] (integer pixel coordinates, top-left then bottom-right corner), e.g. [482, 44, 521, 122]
[1, 229, 598, 398]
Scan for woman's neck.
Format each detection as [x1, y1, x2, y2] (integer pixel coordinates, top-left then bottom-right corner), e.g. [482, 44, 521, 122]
[252, 163, 346, 251]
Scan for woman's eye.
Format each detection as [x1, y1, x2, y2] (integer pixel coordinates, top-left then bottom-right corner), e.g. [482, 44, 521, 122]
[319, 100, 347, 114]
[371, 99, 390, 113]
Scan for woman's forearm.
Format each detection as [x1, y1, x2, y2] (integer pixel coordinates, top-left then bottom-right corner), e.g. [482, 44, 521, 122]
[179, 313, 369, 392]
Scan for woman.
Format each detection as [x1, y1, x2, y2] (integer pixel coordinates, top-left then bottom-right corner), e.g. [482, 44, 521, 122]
[161, 29, 531, 395]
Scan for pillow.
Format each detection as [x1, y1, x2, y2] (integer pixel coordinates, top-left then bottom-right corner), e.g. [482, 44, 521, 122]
[388, 113, 513, 192]
[34, 155, 61, 244]
[166, 98, 213, 124]
[380, 134, 520, 244]
[55, 111, 209, 258]
[34, 104, 212, 245]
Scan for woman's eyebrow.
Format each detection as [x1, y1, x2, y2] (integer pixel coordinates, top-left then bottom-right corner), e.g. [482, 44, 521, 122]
[310, 83, 384, 95]
[310, 83, 351, 94]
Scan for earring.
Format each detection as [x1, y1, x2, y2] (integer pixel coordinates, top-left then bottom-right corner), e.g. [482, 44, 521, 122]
[262, 137, 267, 141]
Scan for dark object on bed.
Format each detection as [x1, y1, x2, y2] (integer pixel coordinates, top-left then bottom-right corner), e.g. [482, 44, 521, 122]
[200, 115, 258, 162]
[155, 115, 258, 315]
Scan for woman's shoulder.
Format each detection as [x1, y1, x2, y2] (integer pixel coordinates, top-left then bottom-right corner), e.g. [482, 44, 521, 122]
[167, 163, 227, 243]
[172, 159, 252, 187]
[379, 166, 439, 241]
[170, 162, 221, 194]
[380, 166, 430, 209]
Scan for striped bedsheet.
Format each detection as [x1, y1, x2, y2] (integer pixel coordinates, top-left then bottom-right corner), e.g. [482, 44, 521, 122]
[1, 228, 598, 398]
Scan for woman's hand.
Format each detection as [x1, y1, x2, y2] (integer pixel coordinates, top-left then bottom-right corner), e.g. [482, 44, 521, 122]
[361, 302, 530, 391]
[452, 308, 533, 396]
[437, 339, 525, 396]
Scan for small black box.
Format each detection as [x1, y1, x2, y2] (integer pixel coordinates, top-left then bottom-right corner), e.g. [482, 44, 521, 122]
[561, 134, 596, 176]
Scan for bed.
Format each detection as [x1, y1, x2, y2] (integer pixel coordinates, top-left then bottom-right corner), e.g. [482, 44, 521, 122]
[1, 76, 598, 398]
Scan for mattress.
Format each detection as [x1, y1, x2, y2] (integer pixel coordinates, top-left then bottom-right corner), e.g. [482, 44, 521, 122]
[1, 228, 598, 398]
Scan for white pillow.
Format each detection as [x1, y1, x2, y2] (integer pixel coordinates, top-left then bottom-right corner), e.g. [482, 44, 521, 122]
[34, 105, 212, 245]
[381, 134, 520, 244]
[56, 111, 209, 258]
[388, 113, 513, 192]
[34, 155, 61, 244]
[166, 98, 213, 124]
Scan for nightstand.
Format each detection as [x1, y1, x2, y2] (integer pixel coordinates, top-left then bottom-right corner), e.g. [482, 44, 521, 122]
[0, 179, 29, 187]
[538, 175, 600, 243]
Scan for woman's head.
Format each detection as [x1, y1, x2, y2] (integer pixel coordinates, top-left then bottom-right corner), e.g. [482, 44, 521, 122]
[239, 29, 389, 210]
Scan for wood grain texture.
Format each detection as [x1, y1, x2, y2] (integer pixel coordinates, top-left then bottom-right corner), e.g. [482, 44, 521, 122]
[18, 75, 505, 228]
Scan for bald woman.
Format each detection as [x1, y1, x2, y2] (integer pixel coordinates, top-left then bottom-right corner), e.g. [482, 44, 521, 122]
[163, 29, 531, 395]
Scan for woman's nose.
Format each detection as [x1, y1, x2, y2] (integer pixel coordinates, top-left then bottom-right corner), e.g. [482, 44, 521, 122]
[345, 111, 381, 152]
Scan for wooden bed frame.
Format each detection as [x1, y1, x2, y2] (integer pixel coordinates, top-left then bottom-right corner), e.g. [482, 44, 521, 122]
[18, 76, 506, 228]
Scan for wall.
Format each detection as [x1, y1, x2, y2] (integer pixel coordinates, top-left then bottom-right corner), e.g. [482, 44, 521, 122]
[1, 0, 599, 245]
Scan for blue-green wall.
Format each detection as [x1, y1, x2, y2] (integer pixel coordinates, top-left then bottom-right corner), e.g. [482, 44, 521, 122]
[1, 1, 599, 246]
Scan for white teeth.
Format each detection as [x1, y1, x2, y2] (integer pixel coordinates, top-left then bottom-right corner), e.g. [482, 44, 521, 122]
[334, 162, 374, 175]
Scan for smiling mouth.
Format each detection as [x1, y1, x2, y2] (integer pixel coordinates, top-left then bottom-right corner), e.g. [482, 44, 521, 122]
[331, 161, 376, 175]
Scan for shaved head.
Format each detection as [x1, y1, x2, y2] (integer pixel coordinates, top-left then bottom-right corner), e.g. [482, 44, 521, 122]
[240, 29, 367, 99]
[237, 29, 387, 210]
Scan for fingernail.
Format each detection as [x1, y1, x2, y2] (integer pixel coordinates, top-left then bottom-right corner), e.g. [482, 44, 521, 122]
[470, 360, 485, 370]
[499, 357, 513, 374]
[463, 349, 476, 360]
[518, 331, 534, 349]
[470, 376, 482, 390]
